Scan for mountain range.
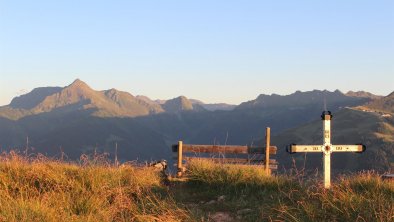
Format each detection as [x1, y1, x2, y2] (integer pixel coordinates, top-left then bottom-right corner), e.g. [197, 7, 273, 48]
[0, 79, 392, 171]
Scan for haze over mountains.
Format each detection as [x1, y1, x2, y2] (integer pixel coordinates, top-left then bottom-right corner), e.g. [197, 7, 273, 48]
[0, 79, 392, 171]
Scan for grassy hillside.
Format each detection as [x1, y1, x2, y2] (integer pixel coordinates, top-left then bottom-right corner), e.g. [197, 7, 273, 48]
[176, 159, 393, 221]
[0, 152, 189, 222]
[0, 154, 392, 222]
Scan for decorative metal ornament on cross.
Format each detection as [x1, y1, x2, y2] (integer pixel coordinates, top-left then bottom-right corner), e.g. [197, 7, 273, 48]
[286, 111, 366, 189]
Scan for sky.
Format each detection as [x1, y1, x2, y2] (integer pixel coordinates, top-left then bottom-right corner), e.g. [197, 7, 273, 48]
[0, 0, 393, 105]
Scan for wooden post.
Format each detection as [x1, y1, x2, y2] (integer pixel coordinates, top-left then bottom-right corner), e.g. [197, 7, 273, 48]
[115, 142, 119, 167]
[265, 127, 271, 176]
[177, 141, 183, 177]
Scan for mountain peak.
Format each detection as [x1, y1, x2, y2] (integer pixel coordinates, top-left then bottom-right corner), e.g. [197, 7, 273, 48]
[72, 78, 84, 84]
[67, 79, 91, 90]
[162, 96, 194, 113]
[177, 96, 189, 102]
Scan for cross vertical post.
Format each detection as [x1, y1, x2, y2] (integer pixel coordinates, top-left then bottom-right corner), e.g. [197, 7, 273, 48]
[322, 112, 332, 188]
[287, 111, 366, 189]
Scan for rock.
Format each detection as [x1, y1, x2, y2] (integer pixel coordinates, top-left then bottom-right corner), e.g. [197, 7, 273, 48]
[237, 208, 253, 215]
[206, 200, 216, 205]
[217, 195, 226, 202]
[209, 212, 234, 222]
[148, 159, 167, 170]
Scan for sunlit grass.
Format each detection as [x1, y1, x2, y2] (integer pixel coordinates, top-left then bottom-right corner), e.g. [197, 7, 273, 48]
[176, 158, 394, 221]
[1, 153, 392, 221]
[0, 151, 189, 222]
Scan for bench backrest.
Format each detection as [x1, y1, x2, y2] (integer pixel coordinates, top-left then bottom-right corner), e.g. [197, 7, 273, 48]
[172, 127, 278, 177]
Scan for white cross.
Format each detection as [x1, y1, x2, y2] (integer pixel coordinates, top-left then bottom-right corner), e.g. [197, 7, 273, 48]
[287, 111, 366, 189]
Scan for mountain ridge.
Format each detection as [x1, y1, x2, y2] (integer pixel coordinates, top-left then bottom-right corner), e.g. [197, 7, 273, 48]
[9, 87, 63, 109]
[1, 80, 379, 120]
[363, 91, 394, 114]
[0, 79, 165, 119]
[0, 79, 390, 171]
[346, 91, 382, 100]
[237, 89, 366, 110]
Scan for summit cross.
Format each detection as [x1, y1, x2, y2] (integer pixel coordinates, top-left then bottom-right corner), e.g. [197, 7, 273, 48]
[287, 111, 366, 189]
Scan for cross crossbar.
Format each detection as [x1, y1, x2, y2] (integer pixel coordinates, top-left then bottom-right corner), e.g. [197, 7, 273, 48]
[288, 144, 366, 153]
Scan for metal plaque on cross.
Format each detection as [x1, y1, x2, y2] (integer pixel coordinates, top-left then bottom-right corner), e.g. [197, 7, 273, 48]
[286, 111, 366, 189]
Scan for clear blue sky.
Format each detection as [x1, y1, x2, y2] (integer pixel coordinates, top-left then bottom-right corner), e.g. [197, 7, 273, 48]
[1, 0, 393, 105]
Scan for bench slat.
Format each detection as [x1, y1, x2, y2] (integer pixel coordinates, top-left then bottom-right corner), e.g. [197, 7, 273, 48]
[184, 157, 258, 164]
[182, 156, 278, 164]
[172, 144, 277, 154]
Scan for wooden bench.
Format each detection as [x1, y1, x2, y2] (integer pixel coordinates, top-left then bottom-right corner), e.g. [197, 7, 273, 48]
[172, 127, 278, 177]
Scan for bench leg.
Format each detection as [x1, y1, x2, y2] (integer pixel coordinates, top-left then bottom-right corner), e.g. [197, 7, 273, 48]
[177, 141, 183, 177]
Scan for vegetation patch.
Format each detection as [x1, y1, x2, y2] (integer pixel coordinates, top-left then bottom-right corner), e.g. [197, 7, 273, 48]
[171, 159, 394, 221]
[0, 154, 392, 221]
[0, 152, 189, 222]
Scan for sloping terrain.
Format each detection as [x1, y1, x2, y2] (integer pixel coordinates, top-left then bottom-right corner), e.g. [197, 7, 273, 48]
[360, 91, 394, 114]
[9, 87, 63, 109]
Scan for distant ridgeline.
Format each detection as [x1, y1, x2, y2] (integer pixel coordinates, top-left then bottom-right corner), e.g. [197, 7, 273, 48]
[0, 79, 392, 172]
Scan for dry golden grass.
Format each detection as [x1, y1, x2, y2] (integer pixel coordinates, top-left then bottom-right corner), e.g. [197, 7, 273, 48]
[0, 151, 190, 222]
[1, 154, 392, 222]
[175, 159, 394, 222]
